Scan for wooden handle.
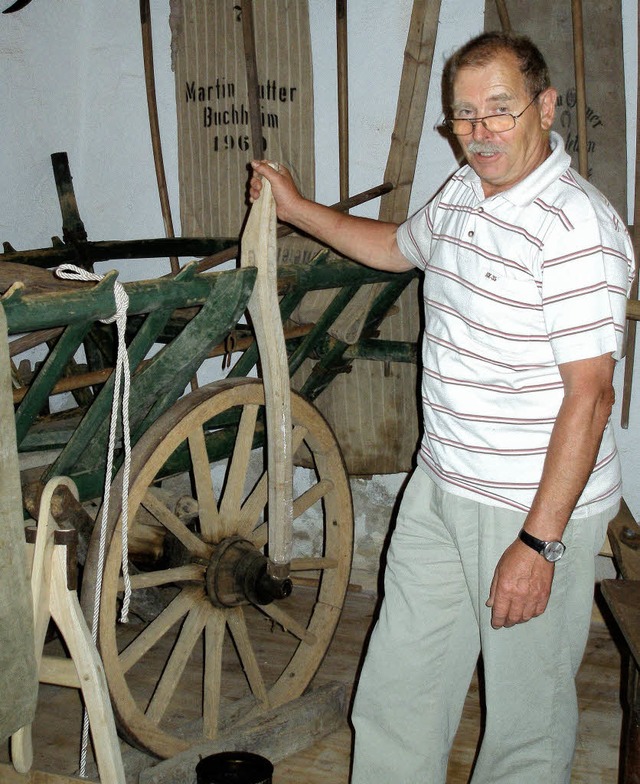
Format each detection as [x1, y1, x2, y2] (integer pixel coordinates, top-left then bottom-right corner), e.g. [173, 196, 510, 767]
[140, 0, 179, 275]
[336, 0, 349, 202]
[495, 0, 511, 32]
[571, 0, 589, 178]
[241, 0, 265, 160]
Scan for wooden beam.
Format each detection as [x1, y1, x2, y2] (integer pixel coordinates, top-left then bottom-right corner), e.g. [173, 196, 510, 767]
[138, 681, 347, 784]
[378, 0, 442, 223]
[0, 765, 88, 784]
[336, 0, 349, 202]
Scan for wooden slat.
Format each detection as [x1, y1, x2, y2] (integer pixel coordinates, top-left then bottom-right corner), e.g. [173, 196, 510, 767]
[378, 0, 442, 223]
[0, 765, 89, 784]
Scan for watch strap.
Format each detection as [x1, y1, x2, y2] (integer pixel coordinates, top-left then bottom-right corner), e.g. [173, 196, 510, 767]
[518, 528, 546, 554]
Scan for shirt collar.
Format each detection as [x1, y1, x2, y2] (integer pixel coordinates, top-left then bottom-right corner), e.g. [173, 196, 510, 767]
[461, 131, 571, 206]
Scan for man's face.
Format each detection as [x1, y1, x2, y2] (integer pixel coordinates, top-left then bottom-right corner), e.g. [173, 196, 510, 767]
[451, 51, 556, 197]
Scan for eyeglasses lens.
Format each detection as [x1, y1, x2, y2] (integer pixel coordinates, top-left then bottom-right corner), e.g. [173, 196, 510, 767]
[450, 114, 516, 136]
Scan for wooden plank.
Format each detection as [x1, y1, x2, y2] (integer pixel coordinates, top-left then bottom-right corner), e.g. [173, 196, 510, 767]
[378, 0, 441, 223]
[336, 0, 349, 202]
[0, 765, 89, 784]
[138, 681, 347, 784]
[601, 580, 640, 666]
[619, 4, 640, 429]
[608, 500, 640, 581]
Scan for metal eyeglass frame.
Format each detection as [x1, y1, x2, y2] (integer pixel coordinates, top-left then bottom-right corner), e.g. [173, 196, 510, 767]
[444, 91, 542, 136]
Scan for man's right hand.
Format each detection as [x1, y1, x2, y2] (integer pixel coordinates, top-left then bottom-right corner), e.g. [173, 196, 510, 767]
[249, 160, 305, 225]
[249, 159, 409, 273]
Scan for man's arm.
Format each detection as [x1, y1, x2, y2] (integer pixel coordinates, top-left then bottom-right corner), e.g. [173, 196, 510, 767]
[249, 160, 412, 273]
[486, 352, 616, 629]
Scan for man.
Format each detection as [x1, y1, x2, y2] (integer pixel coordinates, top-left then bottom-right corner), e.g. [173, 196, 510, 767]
[249, 31, 634, 784]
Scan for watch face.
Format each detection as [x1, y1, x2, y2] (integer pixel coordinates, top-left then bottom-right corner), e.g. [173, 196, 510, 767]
[542, 541, 566, 562]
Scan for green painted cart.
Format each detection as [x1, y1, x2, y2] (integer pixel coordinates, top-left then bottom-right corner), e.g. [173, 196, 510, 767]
[1, 164, 417, 758]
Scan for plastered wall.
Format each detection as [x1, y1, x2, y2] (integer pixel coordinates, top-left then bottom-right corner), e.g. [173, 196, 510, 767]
[0, 0, 638, 588]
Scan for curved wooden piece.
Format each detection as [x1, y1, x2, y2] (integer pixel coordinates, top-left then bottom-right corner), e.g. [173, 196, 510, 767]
[240, 172, 293, 577]
[12, 476, 125, 783]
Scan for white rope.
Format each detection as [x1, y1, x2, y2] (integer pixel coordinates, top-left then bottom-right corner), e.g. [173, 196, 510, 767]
[55, 264, 132, 777]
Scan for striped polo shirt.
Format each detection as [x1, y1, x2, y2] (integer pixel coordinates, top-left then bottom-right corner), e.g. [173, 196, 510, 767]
[397, 132, 635, 515]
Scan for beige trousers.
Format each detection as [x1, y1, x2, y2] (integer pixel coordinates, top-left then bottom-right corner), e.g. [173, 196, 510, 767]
[350, 469, 614, 784]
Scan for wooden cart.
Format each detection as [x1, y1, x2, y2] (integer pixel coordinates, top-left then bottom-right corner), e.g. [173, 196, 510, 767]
[1, 167, 417, 761]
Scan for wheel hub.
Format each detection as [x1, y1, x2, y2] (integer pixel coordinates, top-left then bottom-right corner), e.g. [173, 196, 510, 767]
[205, 536, 292, 608]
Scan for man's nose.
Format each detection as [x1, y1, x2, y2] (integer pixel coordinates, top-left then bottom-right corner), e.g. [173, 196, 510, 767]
[471, 119, 493, 140]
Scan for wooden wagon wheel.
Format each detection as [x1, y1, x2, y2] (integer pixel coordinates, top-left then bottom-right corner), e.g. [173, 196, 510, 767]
[85, 376, 353, 758]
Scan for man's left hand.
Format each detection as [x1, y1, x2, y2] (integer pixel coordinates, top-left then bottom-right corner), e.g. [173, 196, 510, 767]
[486, 539, 554, 629]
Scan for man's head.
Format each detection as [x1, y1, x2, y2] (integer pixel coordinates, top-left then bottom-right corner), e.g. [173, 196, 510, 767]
[443, 32, 557, 197]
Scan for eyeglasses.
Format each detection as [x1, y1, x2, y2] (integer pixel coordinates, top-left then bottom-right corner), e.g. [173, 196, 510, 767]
[445, 92, 542, 136]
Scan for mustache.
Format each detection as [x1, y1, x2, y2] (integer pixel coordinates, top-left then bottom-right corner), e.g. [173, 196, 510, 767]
[466, 141, 503, 155]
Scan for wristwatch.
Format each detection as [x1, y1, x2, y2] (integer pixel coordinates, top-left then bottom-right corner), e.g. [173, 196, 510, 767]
[518, 529, 566, 562]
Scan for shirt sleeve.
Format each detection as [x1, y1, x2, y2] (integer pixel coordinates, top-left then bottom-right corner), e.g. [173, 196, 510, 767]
[396, 201, 436, 271]
[540, 203, 634, 365]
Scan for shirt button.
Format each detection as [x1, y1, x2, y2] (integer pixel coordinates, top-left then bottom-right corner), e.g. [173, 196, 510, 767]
[477, 207, 484, 213]
[468, 230, 474, 237]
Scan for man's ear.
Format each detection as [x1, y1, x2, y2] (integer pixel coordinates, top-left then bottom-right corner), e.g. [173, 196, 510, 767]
[539, 87, 557, 130]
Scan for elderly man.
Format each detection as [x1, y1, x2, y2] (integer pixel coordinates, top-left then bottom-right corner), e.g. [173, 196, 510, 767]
[250, 31, 634, 784]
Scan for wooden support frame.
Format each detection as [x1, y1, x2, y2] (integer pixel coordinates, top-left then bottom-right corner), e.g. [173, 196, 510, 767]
[9, 477, 126, 784]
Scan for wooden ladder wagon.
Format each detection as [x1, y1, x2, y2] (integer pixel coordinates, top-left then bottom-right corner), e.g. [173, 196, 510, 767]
[0, 178, 418, 768]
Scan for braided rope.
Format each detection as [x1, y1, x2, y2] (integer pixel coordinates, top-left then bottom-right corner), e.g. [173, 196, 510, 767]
[55, 264, 132, 776]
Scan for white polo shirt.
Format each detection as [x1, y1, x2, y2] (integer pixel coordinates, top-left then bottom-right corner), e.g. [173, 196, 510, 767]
[397, 132, 635, 515]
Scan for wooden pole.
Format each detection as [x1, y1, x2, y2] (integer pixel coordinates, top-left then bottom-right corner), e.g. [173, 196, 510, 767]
[571, 0, 589, 178]
[241, 0, 265, 160]
[378, 0, 441, 223]
[620, 6, 640, 428]
[336, 0, 350, 203]
[495, 0, 512, 33]
[140, 0, 180, 275]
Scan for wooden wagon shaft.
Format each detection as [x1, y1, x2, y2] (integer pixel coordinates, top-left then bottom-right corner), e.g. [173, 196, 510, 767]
[241, 171, 292, 579]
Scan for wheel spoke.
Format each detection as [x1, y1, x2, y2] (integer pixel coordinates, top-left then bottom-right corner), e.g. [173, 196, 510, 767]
[118, 586, 200, 674]
[188, 426, 221, 541]
[291, 423, 308, 452]
[293, 478, 334, 519]
[259, 603, 317, 646]
[118, 564, 206, 592]
[141, 490, 212, 560]
[146, 599, 209, 723]
[237, 423, 308, 537]
[219, 404, 259, 535]
[248, 521, 267, 550]
[290, 556, 338, 571]
[237, 473, 267, 537]
[203, 608, 226, 739]
[226, 607, 269, 706]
